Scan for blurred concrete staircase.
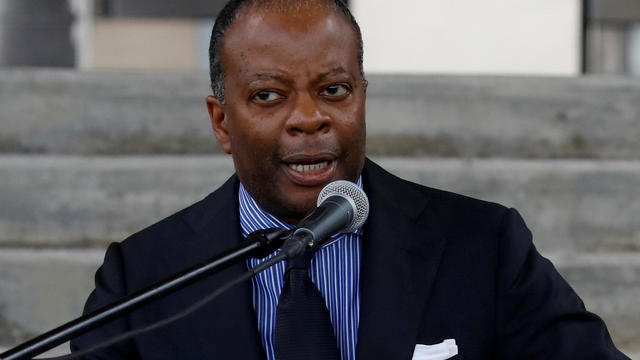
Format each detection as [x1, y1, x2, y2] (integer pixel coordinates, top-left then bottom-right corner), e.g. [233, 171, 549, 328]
[1, 70, 638, 357]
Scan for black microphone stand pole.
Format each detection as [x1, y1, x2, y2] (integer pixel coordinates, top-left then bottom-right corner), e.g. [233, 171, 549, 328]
[0, 228, 287, 360]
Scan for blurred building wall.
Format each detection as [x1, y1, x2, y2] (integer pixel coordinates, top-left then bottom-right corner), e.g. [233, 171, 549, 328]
[0, 0, 75, 67]
[0, 0, 581, 74]
[87, 0, 218, 70]
[351, 0, 581, 75]
[585, 0, 640, 75]
[92, 18, 199, 70]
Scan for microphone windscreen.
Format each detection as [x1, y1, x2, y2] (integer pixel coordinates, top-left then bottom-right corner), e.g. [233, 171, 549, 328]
[317, 180, 369, 233]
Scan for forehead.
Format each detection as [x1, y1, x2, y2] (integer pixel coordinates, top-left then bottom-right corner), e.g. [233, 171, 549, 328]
[220, 4, 359, 78]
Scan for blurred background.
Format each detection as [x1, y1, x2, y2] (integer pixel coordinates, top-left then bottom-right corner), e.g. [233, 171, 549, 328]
[0, 0, 638, 357]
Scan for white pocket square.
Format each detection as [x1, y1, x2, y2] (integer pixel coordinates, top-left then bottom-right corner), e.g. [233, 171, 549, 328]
[412, 339, 458, 360]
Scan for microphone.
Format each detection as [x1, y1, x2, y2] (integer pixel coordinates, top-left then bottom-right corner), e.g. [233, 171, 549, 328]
[280, 180, 369, 258]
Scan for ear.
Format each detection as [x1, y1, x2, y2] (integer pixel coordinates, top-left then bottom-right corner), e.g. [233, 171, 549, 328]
[206, 96, 232, 154]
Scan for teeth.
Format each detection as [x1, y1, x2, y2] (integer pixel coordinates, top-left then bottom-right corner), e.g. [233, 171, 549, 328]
[288, 161, 328, 172]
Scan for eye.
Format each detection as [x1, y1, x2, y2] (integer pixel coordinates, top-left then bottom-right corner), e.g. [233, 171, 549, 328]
[320, 84, 350, 99]
[251, 90, 283, 103]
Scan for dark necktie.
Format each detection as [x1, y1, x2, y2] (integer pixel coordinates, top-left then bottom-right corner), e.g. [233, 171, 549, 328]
[274, 249, 341, 360]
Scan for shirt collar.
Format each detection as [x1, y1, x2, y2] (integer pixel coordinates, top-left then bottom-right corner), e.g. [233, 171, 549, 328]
[238, 177, 364, 239]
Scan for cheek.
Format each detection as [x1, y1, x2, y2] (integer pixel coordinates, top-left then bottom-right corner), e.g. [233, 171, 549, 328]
[337, 107, 366, 145]
[228, 121, 282, 171]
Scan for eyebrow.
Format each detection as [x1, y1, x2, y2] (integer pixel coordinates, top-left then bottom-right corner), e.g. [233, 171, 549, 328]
[246, 67, 352, 86]
[315, 67, 352, 83]
[247, 73, 294, 86]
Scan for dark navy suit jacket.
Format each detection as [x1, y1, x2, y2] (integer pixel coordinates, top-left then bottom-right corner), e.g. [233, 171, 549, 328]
[71, 159, 628, 359]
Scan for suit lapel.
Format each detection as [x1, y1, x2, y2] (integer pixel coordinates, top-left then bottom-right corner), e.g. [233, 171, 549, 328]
[357, 159, 447, 360]
[167, 175, 266, 359]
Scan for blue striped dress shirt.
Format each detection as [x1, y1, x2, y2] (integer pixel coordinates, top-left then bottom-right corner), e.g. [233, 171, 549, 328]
[239, 180, 363, 360]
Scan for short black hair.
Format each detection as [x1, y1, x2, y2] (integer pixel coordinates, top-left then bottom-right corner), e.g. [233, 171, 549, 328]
[208, 0, 364, 103]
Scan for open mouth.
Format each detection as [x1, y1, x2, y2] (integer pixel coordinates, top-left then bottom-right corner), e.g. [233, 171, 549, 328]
[282, 156, 336, 185]
[287, 161, 330, 173]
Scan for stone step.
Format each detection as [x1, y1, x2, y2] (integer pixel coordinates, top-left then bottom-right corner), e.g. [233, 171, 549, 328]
[1, 155, 638, 253]
[0, 249, 101, 354]
[0, 155, 235, 247]
[366, 75, 640, 158]
[0, 249, 638, 356]
[1, 70, 640, 158]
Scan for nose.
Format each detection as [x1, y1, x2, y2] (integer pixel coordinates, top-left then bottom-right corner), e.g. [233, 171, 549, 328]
[285, 92, 331, 135]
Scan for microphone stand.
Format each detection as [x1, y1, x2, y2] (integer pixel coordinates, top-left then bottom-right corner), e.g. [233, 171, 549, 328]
[0, 228, 288, 360]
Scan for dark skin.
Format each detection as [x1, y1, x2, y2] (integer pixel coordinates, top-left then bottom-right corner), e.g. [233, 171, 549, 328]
[206, 4, 367, 224]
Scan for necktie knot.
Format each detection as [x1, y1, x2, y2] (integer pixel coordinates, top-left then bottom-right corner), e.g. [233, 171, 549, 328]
[285, 247, 314, 270]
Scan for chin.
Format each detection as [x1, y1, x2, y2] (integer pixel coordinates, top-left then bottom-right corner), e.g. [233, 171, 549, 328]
[274, 195, 318, 224]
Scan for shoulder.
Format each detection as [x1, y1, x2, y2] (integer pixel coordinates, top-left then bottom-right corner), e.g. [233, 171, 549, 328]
[122, 175, 236, 247]
[363, 158, 511, 235]
[101, 175, 240, 287]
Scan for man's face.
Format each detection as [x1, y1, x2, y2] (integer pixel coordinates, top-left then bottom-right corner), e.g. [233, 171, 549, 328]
[207, 5, 367, 224]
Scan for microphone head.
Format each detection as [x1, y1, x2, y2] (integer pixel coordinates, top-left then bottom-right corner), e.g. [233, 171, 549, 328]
[317, 180, 369, 233]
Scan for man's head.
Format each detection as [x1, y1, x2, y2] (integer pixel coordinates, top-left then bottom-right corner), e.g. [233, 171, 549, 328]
[206, 0, 367, 224]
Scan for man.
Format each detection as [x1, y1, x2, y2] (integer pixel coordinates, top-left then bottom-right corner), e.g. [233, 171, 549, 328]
[71, 0, 629, 359]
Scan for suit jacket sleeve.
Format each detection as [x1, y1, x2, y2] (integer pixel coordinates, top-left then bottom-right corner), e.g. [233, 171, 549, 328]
[495, 208, 628, 359]
[69, 242, 140, 359]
